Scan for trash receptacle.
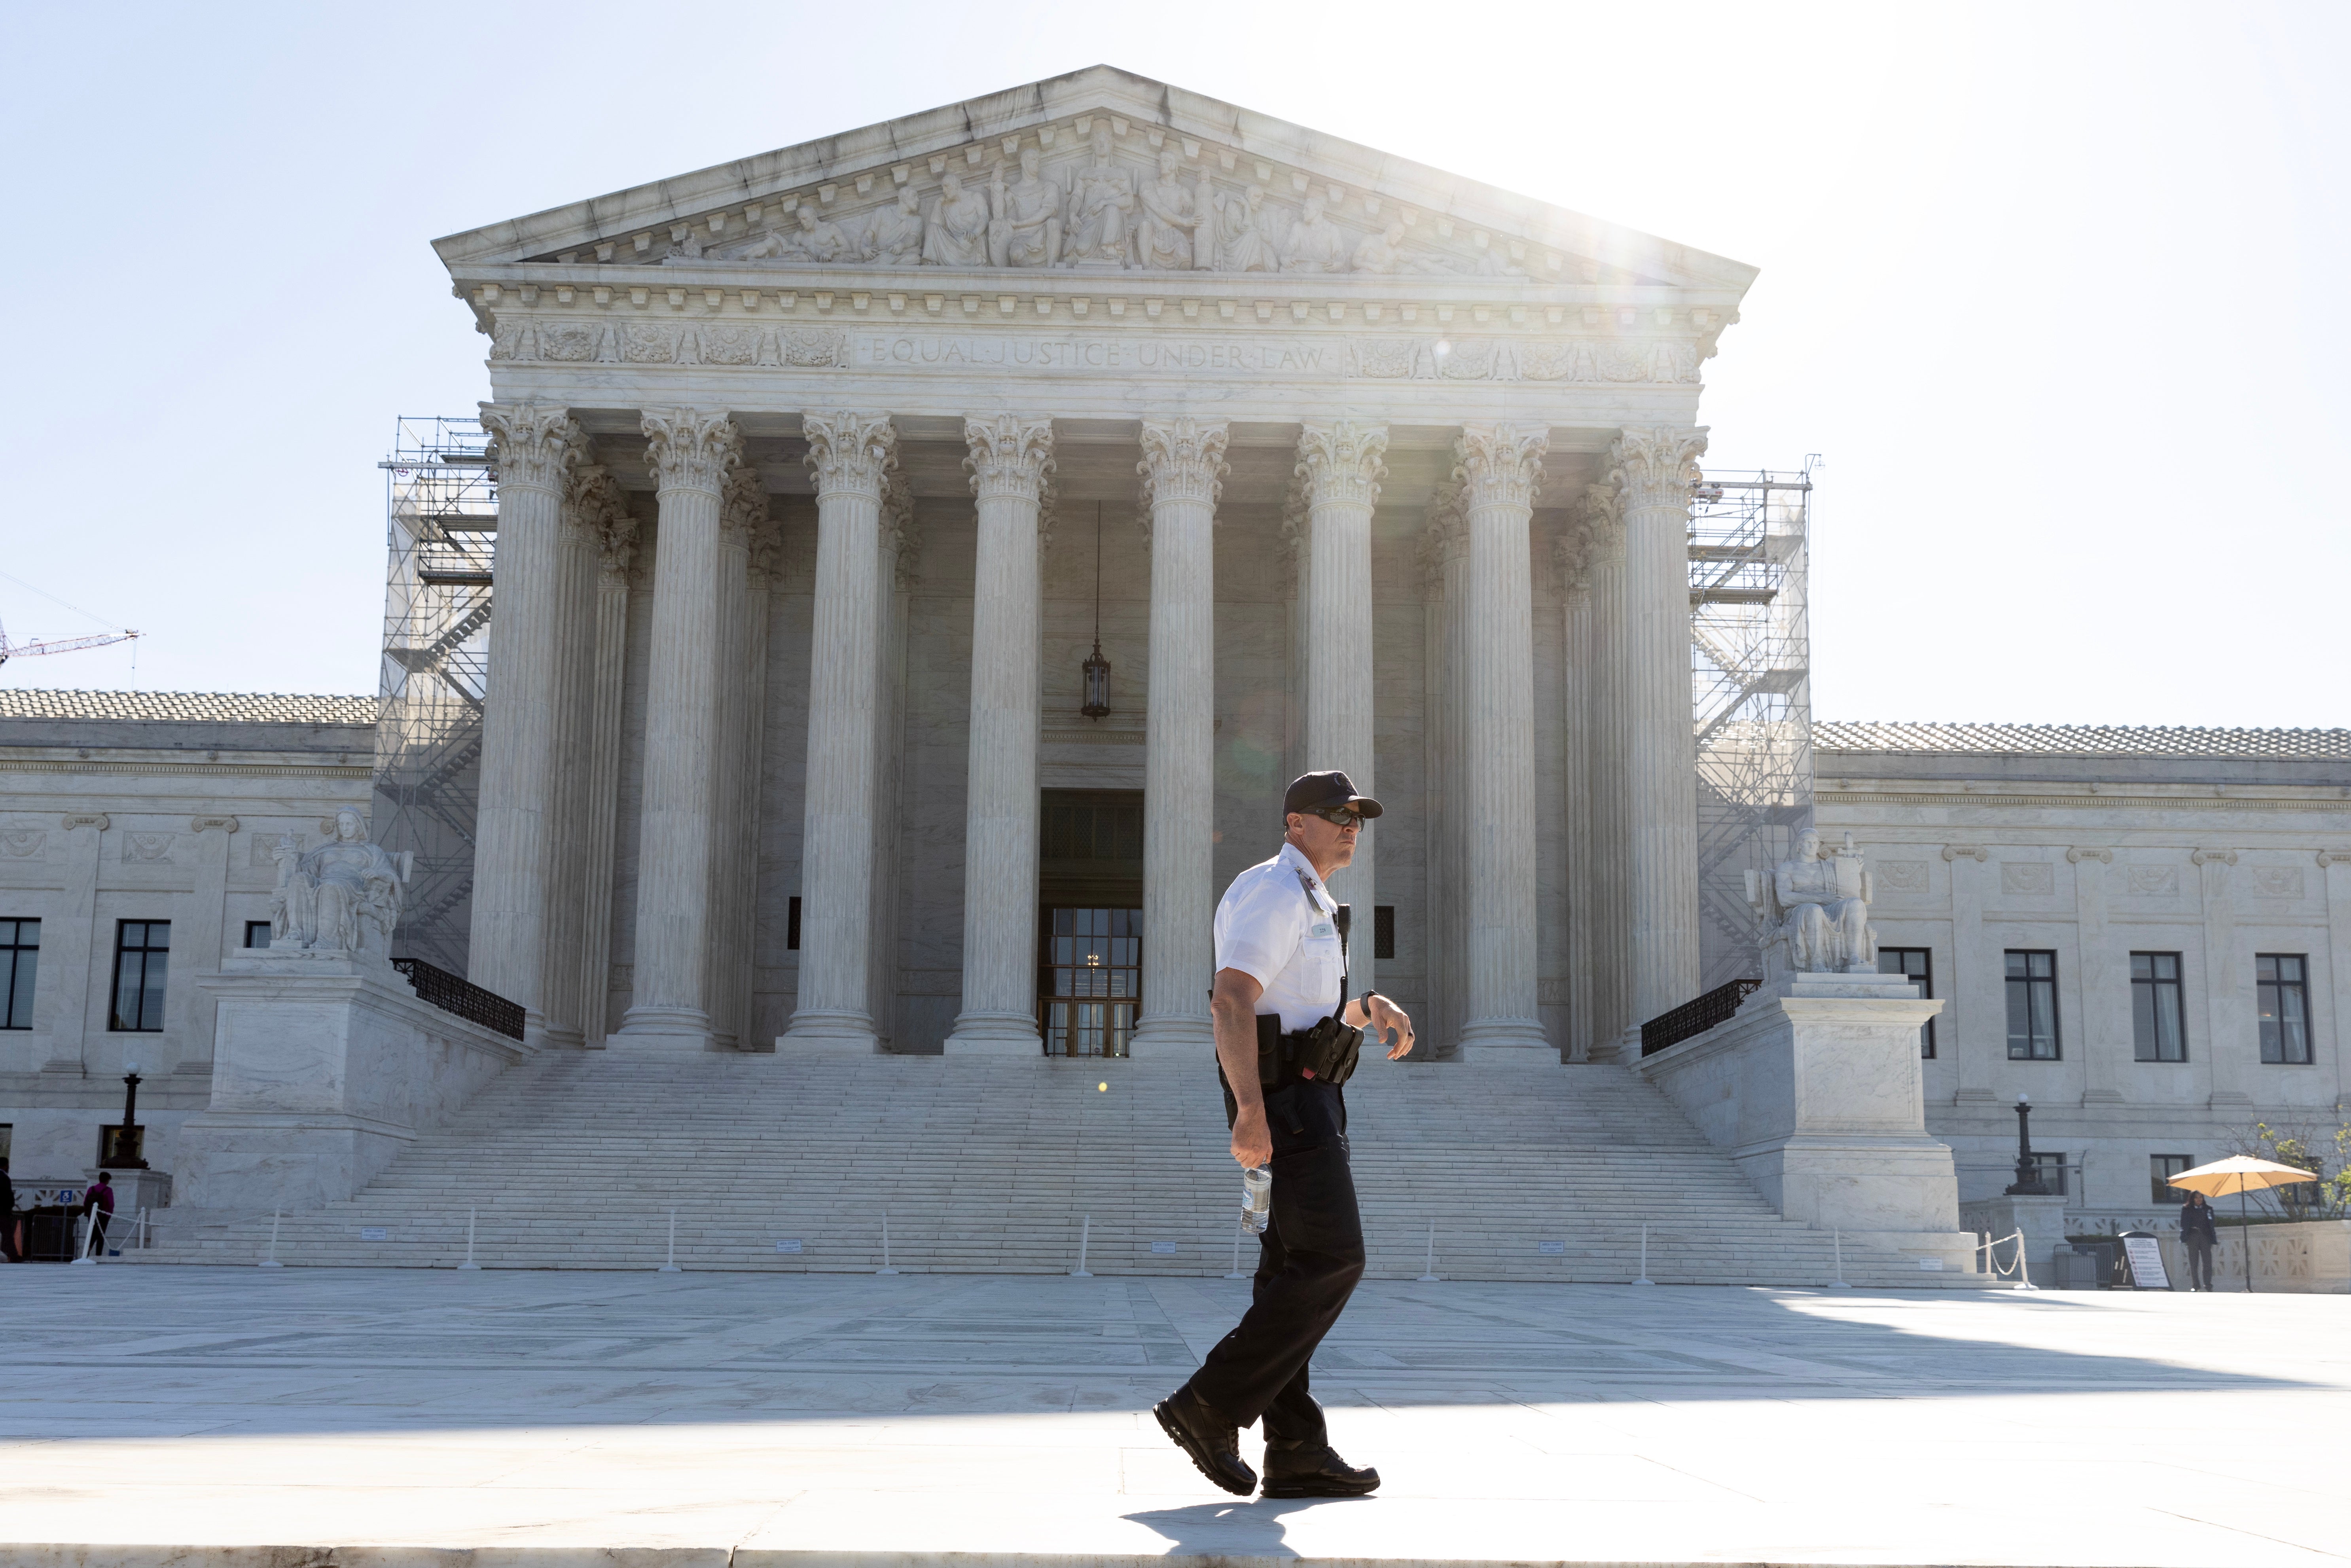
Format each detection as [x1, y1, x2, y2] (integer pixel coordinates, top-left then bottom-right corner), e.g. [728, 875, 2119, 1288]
[2065, 1237, 2122, 1288]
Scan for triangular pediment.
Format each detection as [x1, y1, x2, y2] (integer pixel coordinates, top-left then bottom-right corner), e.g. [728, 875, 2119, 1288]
[434, 65, 1754, 297]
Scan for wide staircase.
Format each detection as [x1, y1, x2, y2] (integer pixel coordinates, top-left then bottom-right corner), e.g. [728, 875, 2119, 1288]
[142, 1054, 1980, 1286]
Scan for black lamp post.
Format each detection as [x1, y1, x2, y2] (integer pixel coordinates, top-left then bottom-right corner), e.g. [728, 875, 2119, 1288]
[1080, 502, 1111, 720]
[111, 1064, 149, 1169]
[2004, 1093, 2047, 1196]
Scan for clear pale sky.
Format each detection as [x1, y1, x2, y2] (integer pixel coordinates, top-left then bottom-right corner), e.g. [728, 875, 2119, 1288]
[5, 2, 2343, 726]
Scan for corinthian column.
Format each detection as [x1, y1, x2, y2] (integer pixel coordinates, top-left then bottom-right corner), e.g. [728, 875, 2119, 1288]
[474, 403, 581, 1032]
[1454, 424, 1552, 1061]
[1610, 426, 1707, 1027]
[1555, 525, 1594, 1063]
[1298, 419, 1388, 994]
[538, 453, 612, 1049]
[706, 467, 765, 1051]
[1578, 482, 1633, 1062]
[575, 492, 639, 1045]
[945, 415, 1056, 1054]
[782, 411, 897, 1053]
[612, 407, 740, 1052]
[1417, 484, 1469, 1054]
[1128, 417, 1228, 1059]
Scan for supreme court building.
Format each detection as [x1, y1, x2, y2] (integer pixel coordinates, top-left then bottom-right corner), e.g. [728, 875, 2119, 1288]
[440, 63, 1737, 1065]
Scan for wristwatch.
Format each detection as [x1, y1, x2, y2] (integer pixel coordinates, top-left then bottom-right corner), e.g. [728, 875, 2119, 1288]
[1359, 989, 1381, 1015]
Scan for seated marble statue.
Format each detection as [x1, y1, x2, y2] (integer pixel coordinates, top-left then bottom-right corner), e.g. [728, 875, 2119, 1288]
[271, 807, 407, 959]
[741, 203, 853, 264]
[1211, 185, 1279, 273]
[1278, 194, 1350, 273]
[1747, 829, 1877, 978]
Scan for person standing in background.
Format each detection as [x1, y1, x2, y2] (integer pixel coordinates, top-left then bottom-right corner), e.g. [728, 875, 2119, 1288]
[2180, 1190, 2218, 1290]
[80, 1170, 116, 1259]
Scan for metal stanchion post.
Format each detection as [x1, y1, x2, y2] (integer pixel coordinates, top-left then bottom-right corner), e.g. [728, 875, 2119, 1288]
[1829, 1228, 1852, 1289]
[258, 1209, 283, 1268]
[658, 1208, 680, 1273]
[1633, 1222, 1654, 1286]
[459, 1208, 480, 1271]
[1071, 1214, 1093, 1278]
[876, 1211, 899, 1275]
[1417, 1220, 1440, 1283]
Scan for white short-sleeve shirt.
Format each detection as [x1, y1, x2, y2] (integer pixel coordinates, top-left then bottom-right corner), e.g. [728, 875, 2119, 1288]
[1214, 841, 1347, 1032]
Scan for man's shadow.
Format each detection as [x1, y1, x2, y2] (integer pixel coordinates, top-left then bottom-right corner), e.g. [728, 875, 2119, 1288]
[1126, 1495, 1373, 1559]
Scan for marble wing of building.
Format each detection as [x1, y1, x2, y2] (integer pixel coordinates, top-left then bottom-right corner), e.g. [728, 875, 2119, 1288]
[3, 67, 2345, 1280]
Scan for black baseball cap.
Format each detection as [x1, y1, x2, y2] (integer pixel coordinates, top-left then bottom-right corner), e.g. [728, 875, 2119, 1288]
[1284, 770, 1383, 818]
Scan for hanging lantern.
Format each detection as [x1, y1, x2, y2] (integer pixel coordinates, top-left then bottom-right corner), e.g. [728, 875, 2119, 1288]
[1081, 639, 1111, 718]
[1080, 501, 1111, 720]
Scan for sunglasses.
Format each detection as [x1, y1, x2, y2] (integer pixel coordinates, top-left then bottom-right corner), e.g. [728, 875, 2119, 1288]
[1302, 805, 1364, 828]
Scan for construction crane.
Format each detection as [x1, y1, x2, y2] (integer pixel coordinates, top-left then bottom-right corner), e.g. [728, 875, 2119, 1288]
[0, 618, 142, 668]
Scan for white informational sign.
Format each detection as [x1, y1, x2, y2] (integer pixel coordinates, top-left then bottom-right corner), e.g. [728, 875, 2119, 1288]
[359, 1227, 388, 1242]
[1537, 1240, 1566, 1256]
[774, 1238, 802, 1254]
[2122, 1234, 2171, 1290]
[1150, 1240, 1178, 1254]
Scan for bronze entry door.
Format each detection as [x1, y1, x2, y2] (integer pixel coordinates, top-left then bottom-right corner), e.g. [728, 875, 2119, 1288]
[1037, 789, 1144, 1058]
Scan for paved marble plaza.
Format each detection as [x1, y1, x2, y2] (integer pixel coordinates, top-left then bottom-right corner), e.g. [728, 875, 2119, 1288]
[1, 1267, 2344, 1566]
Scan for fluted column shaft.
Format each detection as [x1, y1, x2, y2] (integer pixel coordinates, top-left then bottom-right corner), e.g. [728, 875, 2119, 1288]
[1300, 420, 1388, 995]
[727, 517, 780, 1050]
[538, 460, 608, 1049]
[1582, 487, 1633, 1061]
[472, 403, 579, 1026]
[947, 416, 1055, 1053]
[576, 504, 640, 1045]
[1613, 427, 1708, 1025]
[1455, 424, 1552, 1060]
[783, 411, 897, 1053]
[1128, 418, 1228, 1059]
[705, 470, 760, 1050]
[613, 408, 740, 1051]
[1556, 528, 1594, 1063]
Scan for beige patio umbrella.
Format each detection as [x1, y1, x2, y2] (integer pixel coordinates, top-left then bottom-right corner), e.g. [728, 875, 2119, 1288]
[2164, 1155, 2323, 1292]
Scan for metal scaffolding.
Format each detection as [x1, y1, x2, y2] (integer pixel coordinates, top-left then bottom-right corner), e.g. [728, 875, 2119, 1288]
[370, 416, 497, 976]
[1689, 461, 1817, 989]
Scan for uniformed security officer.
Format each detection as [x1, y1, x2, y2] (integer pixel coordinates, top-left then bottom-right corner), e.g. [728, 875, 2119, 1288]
[1154, 769, 1416, 1498]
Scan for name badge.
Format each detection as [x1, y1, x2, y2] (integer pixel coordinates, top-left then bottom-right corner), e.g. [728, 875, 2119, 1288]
[1310, 922, 1336, 939]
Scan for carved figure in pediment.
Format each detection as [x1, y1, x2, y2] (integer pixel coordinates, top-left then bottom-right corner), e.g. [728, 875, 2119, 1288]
[743, 203, 853, 264]
[923, 173, 992, 267]
[862, 185, 926, 267]
[1278, 193, 1350, 274]
[1065, 123, 1136, 265]
[1211, 184, 1279, 273]
[1134, 148, 1210, 271]
[986, 148, 1062, 268]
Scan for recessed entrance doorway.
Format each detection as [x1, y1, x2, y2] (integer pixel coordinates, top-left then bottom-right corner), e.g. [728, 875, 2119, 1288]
[1038, 790, 1143, 1058]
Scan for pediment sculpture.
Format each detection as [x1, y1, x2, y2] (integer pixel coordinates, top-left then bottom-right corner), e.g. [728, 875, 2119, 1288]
[269, 807, 410, 960]
[647, 121, 1533, 280]
[1746, 829, 1879, 981]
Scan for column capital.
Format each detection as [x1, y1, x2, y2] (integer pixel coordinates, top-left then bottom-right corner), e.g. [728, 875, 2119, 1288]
[479, 403, 582, 493]
[746, 515, 786, 591]
[1552, 524, 1590, 597]
[1296, 419, 1390, 513]
[885, 474, 922, 591]
[802, 411, 898, 501]
[641, 408, 742, 494]
[1453, 424, 1550, 512]
[1279, 472, 1310, 600]
[1578, 481, 1626, 566]
[720, 468, 767, 553]
[561, 462, 629, 552]
[962, 415, 1056, 502]
[1136, 417, 1230, 509]
[1608, 425, 1709, 512]
[1415, 479, 1468, 599]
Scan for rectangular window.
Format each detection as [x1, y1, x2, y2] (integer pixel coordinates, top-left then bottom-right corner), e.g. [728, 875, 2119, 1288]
[2256, 954, 2311, 1064]
[2151, 1153, 2193, 1204]
[1878, 947, 1934, 1057]
[2004, 949, 2059, 1059]
[2030, 1152, 2067, 1197]
[110, 921, 170, 1032]
[0, 919, 36, 1030]
[244, 921, 273, 950]
[2130, 952, 2187, 1062]
[1374, 905, 1396, 962]
[787, 896, 801, 952]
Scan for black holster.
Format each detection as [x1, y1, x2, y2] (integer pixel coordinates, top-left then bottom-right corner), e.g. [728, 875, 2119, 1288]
[1255, 1011, 1366, 1089]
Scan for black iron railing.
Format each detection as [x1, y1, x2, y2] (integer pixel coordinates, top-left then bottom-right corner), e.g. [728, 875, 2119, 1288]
[1641, 977, 1761, 1057]
[391, 957, 525, 1041]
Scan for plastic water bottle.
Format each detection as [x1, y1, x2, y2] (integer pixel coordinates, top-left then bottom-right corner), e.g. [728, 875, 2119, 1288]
[1241, 1166, 1272, 1235]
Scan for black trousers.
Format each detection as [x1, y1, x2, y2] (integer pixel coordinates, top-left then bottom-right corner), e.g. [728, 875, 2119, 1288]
[2186, 1238, 2214, 1290]
[86, 1212, 110, 1258]
[1186, 1078, 1366, 1450]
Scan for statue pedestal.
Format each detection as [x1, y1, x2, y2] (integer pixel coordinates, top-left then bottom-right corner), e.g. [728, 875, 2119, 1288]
[175, 949, 531, 1218]
[1636, 973, 1975, 1272]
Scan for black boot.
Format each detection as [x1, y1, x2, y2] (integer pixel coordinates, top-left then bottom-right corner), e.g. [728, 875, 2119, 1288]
[1154, 1385, 1256, 1496]
[1261, 1443, 1380, 1498]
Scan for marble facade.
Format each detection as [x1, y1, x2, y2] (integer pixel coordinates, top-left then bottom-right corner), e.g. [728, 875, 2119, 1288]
[437, 66, 1745, 1063]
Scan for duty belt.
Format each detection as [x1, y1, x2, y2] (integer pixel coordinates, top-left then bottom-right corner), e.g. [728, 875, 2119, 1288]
[1254, 1009, 1364, 1088]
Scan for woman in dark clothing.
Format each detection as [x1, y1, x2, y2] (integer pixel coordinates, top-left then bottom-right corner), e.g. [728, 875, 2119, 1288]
[2180, 1192, 2219, 1290]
